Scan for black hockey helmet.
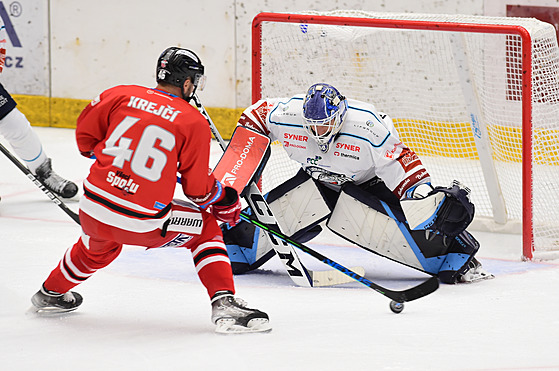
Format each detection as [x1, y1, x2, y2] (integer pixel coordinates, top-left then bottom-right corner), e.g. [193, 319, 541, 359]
[156, 47, 206, 92]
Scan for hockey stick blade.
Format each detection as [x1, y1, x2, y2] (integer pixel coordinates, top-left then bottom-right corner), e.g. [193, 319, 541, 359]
[241, 212, 439, 302]
[310, 266, 365, 287]
[0, 142, 80, 224]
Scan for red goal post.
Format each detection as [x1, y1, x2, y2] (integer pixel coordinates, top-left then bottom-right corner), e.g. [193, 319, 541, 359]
[251, 11, 559, 260]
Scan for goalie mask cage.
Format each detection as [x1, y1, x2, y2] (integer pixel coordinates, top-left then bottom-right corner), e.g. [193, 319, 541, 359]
[252, 10, 559, 261]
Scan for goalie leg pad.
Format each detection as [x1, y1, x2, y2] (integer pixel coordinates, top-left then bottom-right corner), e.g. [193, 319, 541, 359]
[223, 214, 323, 275]
[222, 220, 276, 274]
[327, 183, 425, 271]
[266, 169, 331, 236]
[437, 230, 480, 284]
[328, 183, 480, 280]
[222, 170, 330, 274]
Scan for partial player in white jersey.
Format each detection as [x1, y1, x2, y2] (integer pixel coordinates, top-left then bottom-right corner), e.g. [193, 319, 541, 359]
[0, 24, 77, 199]
[222, 83, 492, 284]
[0, 83, 78, 198]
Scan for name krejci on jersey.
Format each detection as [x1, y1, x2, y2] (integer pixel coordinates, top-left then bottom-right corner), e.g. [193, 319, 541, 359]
[127, 96, 181, 122]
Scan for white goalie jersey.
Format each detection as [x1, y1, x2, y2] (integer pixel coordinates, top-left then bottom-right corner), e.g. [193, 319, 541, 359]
[238, 95, 430, 198]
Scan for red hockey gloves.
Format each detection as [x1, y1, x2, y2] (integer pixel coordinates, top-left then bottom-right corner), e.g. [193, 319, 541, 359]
[211, 186, 242, 226]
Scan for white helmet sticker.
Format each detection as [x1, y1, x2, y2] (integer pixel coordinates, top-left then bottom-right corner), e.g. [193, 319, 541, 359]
[175, 49, 199, 62]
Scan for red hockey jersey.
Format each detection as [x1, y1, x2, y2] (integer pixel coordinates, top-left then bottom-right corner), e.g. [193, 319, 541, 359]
[76, 85, 220, 232]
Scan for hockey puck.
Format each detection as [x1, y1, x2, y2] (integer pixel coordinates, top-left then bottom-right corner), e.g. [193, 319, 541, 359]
[389, 301, 404, 314]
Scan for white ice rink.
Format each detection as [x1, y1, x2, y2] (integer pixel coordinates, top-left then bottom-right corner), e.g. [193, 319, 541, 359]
[1, 127, 558, 370]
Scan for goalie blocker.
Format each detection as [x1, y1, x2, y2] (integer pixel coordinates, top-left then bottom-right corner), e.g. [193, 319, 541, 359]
[223, 170, 480, 284]
[211, 125, 271, 198]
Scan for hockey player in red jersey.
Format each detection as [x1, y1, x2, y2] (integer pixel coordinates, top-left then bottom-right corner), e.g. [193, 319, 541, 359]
[30, 47, 270, 333]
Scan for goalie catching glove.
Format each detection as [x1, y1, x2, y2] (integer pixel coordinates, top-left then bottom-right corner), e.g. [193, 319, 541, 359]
[400, 180, 475, 237]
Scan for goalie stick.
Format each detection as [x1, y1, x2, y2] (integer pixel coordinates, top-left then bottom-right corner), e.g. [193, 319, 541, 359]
[240, 211, 439, 302]
[191, 94, 363, 288]
[0, 142, 80, 224]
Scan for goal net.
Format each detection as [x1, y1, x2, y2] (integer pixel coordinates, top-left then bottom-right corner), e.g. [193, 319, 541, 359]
[252, 10, 559, 260]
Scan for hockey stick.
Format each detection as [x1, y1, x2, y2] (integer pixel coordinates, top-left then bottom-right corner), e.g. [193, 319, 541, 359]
[240, 211, 439, 302]
[0, 142, 80, 224]
[191, 94, 355, 288]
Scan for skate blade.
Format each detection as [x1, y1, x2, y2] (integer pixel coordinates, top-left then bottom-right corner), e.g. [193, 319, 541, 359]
[459, 272, 495, 284]
[215, 318, 272, 334]
[27, 305, 79, 315]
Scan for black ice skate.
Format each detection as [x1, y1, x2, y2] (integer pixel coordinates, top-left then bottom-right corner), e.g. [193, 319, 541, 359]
[35, 158, 78, 198]
[31, 285, 83, 313]
[211, 291, 271, 334]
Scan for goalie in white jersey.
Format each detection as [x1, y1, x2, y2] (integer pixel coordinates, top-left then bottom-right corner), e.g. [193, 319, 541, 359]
[222, 83, 492, 284]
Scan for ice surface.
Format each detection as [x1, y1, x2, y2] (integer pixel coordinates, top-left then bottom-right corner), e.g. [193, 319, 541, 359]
[0, 127, 558, 370]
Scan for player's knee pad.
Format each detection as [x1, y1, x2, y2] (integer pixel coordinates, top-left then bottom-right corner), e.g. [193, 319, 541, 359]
[327, 183, 480, 281]
[223, 170, 330, 274]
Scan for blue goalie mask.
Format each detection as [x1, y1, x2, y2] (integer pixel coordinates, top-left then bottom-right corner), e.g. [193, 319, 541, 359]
[302, 83, 348, 152]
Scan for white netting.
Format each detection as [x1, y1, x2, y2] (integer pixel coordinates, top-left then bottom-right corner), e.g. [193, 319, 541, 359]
[255, 10, 559, 258]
